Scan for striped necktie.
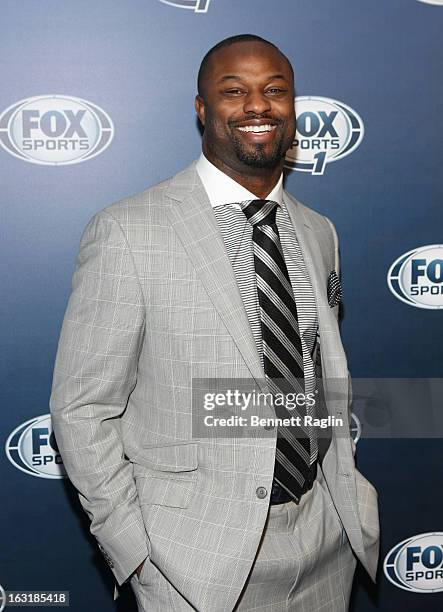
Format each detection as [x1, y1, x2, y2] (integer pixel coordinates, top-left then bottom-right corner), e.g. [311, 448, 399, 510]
[240, 199, 317, 501]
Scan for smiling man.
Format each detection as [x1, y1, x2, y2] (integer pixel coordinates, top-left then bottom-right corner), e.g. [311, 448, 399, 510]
[50, 35, 379, 611]
[195, 37, 295, 187]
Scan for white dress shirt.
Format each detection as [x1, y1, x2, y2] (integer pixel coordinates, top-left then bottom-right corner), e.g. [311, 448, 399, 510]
[196, 151, 284, 208]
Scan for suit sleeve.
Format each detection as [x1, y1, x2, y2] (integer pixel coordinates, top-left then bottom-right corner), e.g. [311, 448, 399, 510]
[49, 210, 150, 585]
[325, 215, 356, 458]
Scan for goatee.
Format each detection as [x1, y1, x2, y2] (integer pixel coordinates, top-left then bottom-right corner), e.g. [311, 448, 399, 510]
[231, 135, 286, 169]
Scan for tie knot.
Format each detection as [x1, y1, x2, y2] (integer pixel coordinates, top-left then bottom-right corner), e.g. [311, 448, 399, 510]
[240, 199, 278, 227]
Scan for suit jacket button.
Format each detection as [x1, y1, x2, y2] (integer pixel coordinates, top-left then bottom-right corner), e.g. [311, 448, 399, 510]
[256, 486, 268, 499]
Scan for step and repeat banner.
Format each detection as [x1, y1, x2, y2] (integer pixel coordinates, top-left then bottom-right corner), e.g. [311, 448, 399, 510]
[1, 1, 442, 610]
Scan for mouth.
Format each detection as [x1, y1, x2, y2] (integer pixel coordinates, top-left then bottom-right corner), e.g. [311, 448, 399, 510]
[236, 124, 277, 134]
[233, 121, 279, 144]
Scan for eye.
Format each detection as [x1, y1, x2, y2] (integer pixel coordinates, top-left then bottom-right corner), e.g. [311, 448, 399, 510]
[266, 87, 286, 95]
[224, 88, 245, 96]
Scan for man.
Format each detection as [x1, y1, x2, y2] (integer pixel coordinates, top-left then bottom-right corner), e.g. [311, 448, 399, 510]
[49, 34, 379, 611]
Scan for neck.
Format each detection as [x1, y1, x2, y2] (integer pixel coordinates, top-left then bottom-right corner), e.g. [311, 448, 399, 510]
[203, 150, 283, 199]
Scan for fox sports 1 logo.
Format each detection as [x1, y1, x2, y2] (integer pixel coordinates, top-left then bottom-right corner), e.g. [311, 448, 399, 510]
[157, 0, 211, 11]
[384, 532, 443, 593]
[387, 245, 443, 309]
[0, 95, 114, 165]
[5, 414, 66, 479]
[285, 96, 364, 175]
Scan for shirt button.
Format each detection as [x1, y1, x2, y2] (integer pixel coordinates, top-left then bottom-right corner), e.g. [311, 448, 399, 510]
[256, 486, 268, 499]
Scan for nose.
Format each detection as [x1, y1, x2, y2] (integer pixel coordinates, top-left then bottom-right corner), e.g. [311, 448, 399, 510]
[243, 90, 271, 115]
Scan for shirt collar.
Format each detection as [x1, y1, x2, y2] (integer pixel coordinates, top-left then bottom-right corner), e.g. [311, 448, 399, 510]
[196, 153, 284, 209]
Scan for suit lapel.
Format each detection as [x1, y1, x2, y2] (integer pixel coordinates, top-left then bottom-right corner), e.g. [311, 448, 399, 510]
[165, 162, 266, 387]
[283, 191, 348, 383]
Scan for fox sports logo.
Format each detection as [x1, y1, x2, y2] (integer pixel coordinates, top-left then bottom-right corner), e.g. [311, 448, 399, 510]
[5, 414, 66, 479]
[0, 95, 114, 165]
[387, 245, 443, 309]
[285, 96, 364, 175]
[384, 532, 443, 592]
[157, 0, 211, 11]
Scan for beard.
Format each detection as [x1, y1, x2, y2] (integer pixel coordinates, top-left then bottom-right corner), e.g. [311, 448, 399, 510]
[230, 131, 287, 169]
[202, 115, 294, 171]
[227, 120, 290, 169]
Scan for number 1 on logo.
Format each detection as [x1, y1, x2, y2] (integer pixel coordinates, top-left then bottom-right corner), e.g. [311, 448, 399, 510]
[195, 0, 210, 11]
[312, 152, 327, 175]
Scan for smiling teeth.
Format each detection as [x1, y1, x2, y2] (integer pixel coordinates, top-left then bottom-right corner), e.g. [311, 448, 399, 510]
[237, 124, 276, 133]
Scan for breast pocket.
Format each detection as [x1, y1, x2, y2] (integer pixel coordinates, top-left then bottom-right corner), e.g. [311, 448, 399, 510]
[131, 443, 198, 509]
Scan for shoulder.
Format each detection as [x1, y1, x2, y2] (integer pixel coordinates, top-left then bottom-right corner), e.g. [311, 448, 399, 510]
[82, 161, 197, 238]
[283, 190, 339, 250]
[103, 162, 197, 221]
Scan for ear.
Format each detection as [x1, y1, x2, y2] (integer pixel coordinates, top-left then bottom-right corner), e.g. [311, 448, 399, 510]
[195, 95, 205, 126]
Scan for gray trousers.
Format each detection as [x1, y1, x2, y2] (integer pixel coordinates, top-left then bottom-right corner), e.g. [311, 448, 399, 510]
[130, 464, 357, 611]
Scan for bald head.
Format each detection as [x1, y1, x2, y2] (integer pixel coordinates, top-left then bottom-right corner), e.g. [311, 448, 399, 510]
[197, 34, 294, 98]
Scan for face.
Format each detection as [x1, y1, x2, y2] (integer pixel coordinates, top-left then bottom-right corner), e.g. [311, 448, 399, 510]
[195, 41, 296, 173]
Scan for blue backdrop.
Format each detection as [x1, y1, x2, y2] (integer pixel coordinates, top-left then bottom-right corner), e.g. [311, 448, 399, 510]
[2, 0, 442, 610]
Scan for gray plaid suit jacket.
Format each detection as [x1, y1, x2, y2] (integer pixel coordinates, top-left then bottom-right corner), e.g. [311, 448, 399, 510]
[49, 161, 380, 611]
